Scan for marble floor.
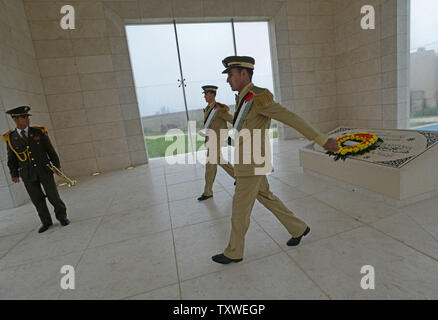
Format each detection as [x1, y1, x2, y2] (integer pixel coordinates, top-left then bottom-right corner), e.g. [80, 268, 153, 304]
[0, 139, 437, 300]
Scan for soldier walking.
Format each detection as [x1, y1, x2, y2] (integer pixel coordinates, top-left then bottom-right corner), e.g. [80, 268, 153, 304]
[198, 85, 235, 201]
[212, 56, 339, 264]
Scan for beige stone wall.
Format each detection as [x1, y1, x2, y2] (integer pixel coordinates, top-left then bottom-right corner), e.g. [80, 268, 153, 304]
[283, 0, 337, 139]
[21, 0, 337, 168]
[24, 0, 148, 178]
[335, 0, 409, 129]
[0, 0, 54, 209]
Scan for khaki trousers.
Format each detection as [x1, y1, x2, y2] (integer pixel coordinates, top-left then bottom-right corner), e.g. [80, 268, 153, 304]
[223, 175, 307, 259]
[203, 162, 234, 196]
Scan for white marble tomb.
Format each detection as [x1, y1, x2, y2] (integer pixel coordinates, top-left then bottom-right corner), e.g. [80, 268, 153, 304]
[299, 127, 438, 206]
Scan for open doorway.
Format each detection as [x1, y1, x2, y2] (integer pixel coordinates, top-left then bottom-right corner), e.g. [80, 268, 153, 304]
[125, 20, 277, 159]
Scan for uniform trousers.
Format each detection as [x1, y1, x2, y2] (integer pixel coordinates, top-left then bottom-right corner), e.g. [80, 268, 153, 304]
[203, 146, 234, 197]
[23, 171, 67, 225]
[223, 175, 308, 259]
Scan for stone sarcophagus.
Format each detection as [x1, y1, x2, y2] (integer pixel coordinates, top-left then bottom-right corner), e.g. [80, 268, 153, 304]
[299, 127, 438, 205]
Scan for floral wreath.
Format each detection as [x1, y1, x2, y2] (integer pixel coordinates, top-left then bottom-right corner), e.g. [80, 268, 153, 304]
[326, 132, 383, 161]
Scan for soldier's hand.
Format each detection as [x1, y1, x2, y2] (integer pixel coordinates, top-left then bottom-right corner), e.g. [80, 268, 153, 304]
[323, 138, 339, 152]
[12, 177, 19, 183]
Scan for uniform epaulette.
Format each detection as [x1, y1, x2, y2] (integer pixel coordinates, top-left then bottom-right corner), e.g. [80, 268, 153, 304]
[250, 86, 266, 95]
[32, 126, 48, 136]
[2, 130, 12, 142]
[217, 103, 230, 113]
[251, 87, 274, 108]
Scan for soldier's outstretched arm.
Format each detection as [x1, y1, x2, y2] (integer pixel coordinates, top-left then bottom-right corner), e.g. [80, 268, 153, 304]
[255, 99, 328, 147]
[42, 134, 61, 168]
[256, 100, 339, 152]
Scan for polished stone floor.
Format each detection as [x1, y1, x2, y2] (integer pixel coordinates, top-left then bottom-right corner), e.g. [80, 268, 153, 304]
[0, 139, 437, 299]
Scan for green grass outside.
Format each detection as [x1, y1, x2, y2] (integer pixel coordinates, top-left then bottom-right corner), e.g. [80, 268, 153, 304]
[144, 131, 167, 137]
[146, 129, 279, 158]
[146, 135, 205, 158]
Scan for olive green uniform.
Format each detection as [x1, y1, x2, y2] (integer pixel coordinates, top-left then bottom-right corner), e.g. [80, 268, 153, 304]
[223, 82, 329, 259]
[3, 126, 67, 225]
[203, 101, 234, 196]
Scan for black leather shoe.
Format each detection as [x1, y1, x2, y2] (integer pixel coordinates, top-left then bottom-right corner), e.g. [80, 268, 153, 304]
[60, 218, 70, 226]
[287, 227, 310, 246]
[38, 223, 53, 233]
[212, 253, 243, 264]
[197, 194, 213, 201]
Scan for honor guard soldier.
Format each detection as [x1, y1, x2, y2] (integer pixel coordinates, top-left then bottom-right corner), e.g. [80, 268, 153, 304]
[211, 56, 339, 264]
[198, 85, 235, 201]
[3, 106, 70, 233]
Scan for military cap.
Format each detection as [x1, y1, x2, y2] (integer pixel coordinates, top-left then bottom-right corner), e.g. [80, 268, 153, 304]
[222, 56, 255, 73]
[5, 106, 32, 117]
[202, 85, 218, 94]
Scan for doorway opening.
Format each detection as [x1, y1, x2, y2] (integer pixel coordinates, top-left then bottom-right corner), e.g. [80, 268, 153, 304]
[125, 20, 277, 159]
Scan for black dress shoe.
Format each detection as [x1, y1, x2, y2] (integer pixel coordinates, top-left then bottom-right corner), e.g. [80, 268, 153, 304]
[197, 194, 213, 201]
[38, 223, 53, 233]
[212, 253, 243, 264]
[60, 218, 70, 226]
[287, 226, 310, 246]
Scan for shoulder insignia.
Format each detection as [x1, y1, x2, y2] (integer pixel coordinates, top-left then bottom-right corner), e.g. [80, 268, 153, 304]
[250, 86, 266, 95]
[32, 126, 48, 136]
[217, 103, 230, 113]
[249, 86, 269, 95]
[2, 130, 12, 142]
[250, 88, 274, 108]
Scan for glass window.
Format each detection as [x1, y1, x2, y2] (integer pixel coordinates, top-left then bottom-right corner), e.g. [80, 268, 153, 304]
[234, 21, 275, 95]
[409, 0, 438, 130]
[176, 22, 236, 129]
[126, 21, 278, 158]
[235, 21, 277, 138]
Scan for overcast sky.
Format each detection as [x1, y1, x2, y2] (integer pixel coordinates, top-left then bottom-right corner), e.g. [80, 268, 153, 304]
[126, 22, 274, 117]
[410, 0, 438, 51]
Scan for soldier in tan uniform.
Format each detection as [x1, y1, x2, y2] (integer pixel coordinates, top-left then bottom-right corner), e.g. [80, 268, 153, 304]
[212, 56, 339, 264]
[198, 85, 235, 201]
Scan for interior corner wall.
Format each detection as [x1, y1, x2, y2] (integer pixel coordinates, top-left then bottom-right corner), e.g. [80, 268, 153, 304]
[334, 0, 410, 130]
[282, 0, 338, 140]
[23, 0, 148, 180]
[23, 0, 340, 159]
[0, 0, 55, 209]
